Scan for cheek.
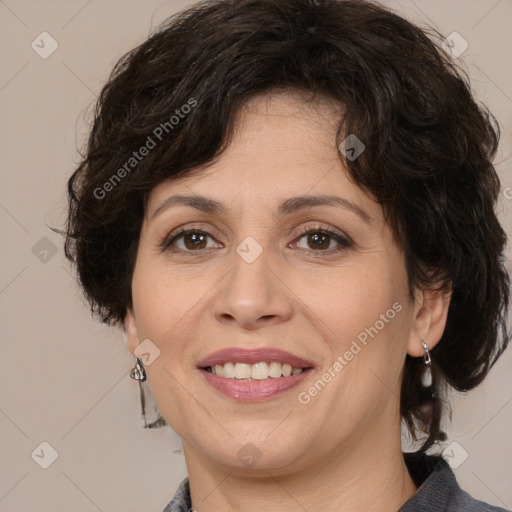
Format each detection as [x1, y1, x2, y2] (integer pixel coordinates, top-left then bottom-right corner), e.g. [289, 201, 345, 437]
[130, 261, 224, 387]
[313, 263, 404, 340]
[131, 262, 203, 338]
[312, 257, 410, 393]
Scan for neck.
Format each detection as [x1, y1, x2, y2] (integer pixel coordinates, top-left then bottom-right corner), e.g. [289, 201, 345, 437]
[183, 430, 417, 511]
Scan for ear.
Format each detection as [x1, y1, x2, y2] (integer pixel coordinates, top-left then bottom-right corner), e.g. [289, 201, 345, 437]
[123, 307, 141, 355]
[406, 284, 452, 357]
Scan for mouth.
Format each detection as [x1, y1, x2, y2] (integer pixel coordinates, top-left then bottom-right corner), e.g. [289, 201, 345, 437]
[197, 348, 315, 401]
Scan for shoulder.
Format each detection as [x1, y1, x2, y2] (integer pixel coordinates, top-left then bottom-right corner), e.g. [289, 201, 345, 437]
[400, 451, 510, 512]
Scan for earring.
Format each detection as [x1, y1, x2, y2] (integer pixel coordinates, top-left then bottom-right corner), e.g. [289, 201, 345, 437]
[420, 340, 432, 387]
[129, 358, 146, 382]
[129, 358, 149, 427]
[128, 357, 167, 429]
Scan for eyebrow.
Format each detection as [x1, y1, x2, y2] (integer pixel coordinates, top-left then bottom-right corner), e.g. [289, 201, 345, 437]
[150, 194, 373, 223]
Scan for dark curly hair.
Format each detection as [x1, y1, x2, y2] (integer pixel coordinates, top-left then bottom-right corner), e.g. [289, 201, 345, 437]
[63, 0, 510, 452]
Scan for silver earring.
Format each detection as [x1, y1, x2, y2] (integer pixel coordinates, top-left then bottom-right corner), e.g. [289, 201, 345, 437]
[129, 358, 166, 429]
[421, 340, 432, 387]
[129, 358, 149, 427]
[129, 358, 146, 382]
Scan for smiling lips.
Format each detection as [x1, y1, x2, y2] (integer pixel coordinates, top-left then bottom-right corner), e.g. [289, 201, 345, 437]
[198, 347, 315, 401]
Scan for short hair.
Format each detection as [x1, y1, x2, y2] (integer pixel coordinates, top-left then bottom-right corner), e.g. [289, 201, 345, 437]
[64, 0, 510, 451]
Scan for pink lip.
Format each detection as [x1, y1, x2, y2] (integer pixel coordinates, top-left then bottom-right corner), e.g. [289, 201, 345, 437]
[200, 368, 314, 402]
[197, 348, 315, 369]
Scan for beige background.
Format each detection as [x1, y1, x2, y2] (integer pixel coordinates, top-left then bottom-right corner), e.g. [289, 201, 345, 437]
[1, 0, 511, 510]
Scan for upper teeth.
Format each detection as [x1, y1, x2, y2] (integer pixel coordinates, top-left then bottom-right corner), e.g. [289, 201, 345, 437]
[209, 362, 304, 380]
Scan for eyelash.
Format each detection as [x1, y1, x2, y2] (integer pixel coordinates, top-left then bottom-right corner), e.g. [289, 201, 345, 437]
[160, 223, 352, 256]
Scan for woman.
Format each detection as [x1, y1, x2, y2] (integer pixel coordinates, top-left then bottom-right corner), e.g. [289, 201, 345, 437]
[64, 0, 510, 510]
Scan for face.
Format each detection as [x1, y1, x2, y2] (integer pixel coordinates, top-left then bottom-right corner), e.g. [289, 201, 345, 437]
[124, 91, 439, 475]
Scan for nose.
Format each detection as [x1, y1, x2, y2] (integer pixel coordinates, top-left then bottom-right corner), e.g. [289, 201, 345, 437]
[212, 245, 294, 330]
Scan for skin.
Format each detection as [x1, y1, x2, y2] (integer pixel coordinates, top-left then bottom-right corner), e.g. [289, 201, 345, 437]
[124, 90, 451, 511]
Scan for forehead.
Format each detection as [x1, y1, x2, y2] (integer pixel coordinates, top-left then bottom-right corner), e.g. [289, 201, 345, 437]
[226, 90, 344, 160]
[145, 90, 378, 220]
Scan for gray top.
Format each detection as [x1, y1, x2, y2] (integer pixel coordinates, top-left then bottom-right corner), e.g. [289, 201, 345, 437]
[162, 451, 510, 511]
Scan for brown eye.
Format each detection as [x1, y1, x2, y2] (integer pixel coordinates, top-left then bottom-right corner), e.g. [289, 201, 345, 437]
[181, 232, 208, 250]
[305, 232, 331, 250]
[163, 229, 221, 252]
[293, 229, 351, 252]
